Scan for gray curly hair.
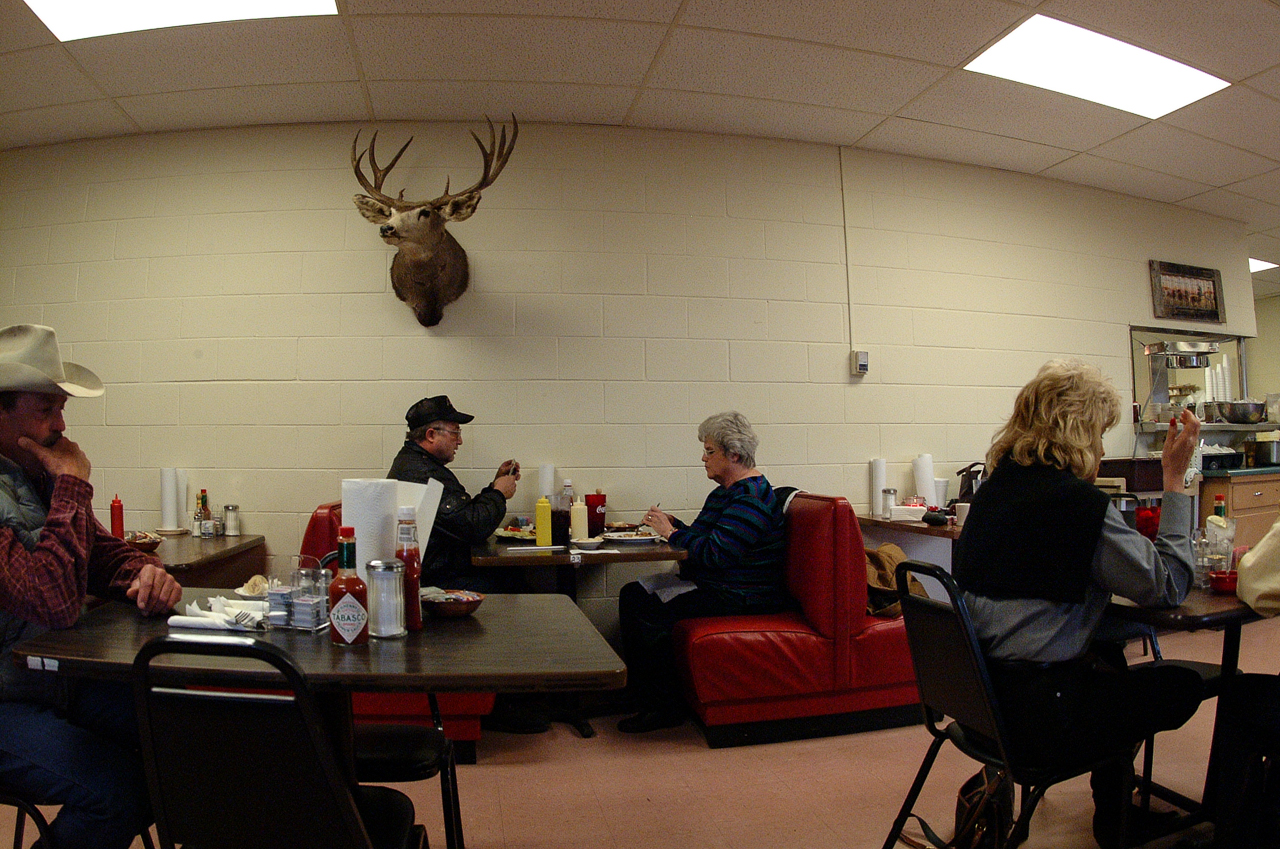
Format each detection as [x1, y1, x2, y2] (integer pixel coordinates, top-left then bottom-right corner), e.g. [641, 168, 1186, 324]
[697, 411, 759, 469]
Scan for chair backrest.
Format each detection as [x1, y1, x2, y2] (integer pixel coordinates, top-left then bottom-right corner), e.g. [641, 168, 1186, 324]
[301, 500, 343, 561]
[133, 634, 378, 849]
[894, 560, 1010, 758]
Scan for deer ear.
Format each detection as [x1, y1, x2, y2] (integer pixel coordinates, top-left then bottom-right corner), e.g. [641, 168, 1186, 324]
[353, 195, 392, 224]
[441, 194, 480, 222]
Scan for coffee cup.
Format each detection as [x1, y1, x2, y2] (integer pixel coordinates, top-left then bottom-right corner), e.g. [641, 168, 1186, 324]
[954, 503, 970, 526]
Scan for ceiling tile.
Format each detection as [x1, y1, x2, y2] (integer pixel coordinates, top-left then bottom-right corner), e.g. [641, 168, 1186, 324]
[679, 0, 1023, 65]
[368, 80, 635, 125]
[1090, 123, 1277, 187]
[1042, 154, 1210, 203]
[346, 0, 683, 21]
[66, 18, 359, 97]
[1253, 280, 1280, 299]
[650, 28, 945, 114]
[351, 15, 663, 85]
[1040, 0, 1280, 80]
[1162, 84, 1280, 162]
[118, 83, 371, 133]
[1226, 168, 1280, 205]
[855, 117, 1074, 174]
[0, 45, 102, 111]
[0, 100, 138, 150]
[0, 0, 55, 52]
[1177, 189, 1280, 233]
[629, 90, 884, 146]
[900, 71, 1145, 151]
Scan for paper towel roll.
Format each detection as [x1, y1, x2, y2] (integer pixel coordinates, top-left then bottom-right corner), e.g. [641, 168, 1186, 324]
[538, 464, 555, 498]
[176, 469, 188, 524]
[869, 459, 886, 518]
[160, 468, 178, 530]
[913, 454, 937, 507]
[342, 479, 398, 581]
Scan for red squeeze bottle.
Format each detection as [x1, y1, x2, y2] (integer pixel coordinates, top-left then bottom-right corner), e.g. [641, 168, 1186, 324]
[396, 507, 423, 632]
[329, 526, 369, 645]
[110, 494, 125, 538]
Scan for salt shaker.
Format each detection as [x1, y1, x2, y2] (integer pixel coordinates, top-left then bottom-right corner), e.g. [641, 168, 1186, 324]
[366, 559, 406, 638]
[223, 504, 241, 536]
[881, 488, 898, 520]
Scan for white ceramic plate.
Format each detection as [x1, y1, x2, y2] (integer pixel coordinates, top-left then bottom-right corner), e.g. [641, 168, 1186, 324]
[234, 588, 267, 600]
[601, 531, 661, 544]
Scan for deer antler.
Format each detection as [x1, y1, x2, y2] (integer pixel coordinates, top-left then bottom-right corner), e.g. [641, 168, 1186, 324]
[351, 130, 419, 211]
[435, 115, 519, 204]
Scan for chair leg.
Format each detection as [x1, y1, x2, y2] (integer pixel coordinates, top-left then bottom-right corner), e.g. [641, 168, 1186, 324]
[439, 748, 464, 849]
[1006, 784, 1051, 848]
[881, 735, 946, 849]
[13, 810, 23, 849]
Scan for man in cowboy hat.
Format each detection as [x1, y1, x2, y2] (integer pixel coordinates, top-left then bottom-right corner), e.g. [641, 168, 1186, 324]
[0, 324, 182, 848]
[388, 395, 548, 733]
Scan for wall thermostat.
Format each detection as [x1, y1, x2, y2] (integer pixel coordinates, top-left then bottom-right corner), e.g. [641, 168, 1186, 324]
[851, 350, 869, 376]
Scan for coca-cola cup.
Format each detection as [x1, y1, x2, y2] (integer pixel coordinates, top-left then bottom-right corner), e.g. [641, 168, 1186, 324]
[585, 492, 606, 537]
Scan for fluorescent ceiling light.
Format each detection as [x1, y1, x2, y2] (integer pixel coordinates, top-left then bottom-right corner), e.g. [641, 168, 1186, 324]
[1250, 258, 1278, 273]
[965, 15, 1229, 119]
[24, 0, 337, 41]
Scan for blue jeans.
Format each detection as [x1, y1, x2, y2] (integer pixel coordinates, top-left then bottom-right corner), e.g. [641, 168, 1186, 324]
[0, 680, 150, 849]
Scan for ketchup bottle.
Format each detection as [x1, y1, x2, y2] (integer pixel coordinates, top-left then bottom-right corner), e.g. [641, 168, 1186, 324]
[329, 526, 369, 645]
[396, 506, 423, 631]
[110, 494, 124, 538]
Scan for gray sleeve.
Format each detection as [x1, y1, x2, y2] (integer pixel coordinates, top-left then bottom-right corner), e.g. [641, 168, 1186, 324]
[1090, 491, 1193, 608]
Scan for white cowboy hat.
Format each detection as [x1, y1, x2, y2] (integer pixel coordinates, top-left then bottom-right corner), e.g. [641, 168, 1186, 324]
[0, 325, 103, 397]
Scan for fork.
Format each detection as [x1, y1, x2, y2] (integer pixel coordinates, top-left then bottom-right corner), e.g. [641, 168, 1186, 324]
[232, 609, 263, 630]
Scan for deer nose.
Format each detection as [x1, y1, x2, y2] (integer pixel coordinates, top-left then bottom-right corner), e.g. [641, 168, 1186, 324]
[379, 224, 396, 237]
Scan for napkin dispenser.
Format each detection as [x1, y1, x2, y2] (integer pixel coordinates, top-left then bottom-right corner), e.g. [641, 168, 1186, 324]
[889, 505, 928, 522]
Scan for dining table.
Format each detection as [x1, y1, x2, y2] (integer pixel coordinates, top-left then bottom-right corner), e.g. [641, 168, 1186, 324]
[1106, 587, 1263, 837]
[154, 532, 267, 589]
[471, 535, 687, 599]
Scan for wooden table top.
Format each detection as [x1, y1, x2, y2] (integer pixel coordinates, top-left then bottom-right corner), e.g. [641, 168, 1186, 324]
[1107, 587, 1260, 632]
[14, 589, 626, 694]
[155, 533, 265, 568]
[471, 536, 687, 567]
[858, 515, 962, 541]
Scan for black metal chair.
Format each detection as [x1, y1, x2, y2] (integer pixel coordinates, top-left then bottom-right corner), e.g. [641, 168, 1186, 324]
[881, 560, 1136, 849]
[0, 786, 54, 849]
[133, 634, 426, 849]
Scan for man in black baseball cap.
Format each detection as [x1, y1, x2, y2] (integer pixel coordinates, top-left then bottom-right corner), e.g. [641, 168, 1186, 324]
[389, 395, 520, 581]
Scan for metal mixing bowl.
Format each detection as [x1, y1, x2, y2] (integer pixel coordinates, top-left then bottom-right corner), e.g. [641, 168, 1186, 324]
[1214, 400, 1267, 424]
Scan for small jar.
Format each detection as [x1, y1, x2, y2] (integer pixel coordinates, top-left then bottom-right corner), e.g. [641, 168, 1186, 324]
[366, 559, 406, 639]
[223, 504, 241, 536]
[881, 488, 897, 520]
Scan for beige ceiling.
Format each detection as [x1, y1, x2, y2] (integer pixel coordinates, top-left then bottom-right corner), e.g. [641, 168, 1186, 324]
[4, 0, 1280, 299]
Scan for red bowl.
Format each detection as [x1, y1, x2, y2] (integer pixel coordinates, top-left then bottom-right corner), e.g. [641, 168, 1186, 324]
[1208, 570, 1237, 594]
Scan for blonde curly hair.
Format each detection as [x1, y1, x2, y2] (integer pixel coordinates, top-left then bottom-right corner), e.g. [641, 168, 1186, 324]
[986, 359, 1121, 480]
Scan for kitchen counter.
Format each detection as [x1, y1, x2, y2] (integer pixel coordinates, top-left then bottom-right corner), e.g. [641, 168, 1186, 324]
[1198, 470, 1280, 549]
[1201, 467, 1280, 477]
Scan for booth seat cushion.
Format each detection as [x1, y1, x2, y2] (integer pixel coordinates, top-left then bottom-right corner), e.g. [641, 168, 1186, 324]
[673, 493, 918, 741]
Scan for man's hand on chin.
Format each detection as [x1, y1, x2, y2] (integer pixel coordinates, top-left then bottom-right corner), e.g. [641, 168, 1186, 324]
[127, 564, 182, 615]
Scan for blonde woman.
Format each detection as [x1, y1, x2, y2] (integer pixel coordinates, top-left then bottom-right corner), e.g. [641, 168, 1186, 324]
[953, 359, 1203, 849]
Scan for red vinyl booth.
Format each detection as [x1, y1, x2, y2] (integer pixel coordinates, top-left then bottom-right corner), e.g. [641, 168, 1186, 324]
[672, 492, 919, 747]
[301, 501, 495, 763]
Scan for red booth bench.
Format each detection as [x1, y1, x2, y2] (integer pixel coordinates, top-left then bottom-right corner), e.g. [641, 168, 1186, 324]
[301, 501, 494, 764]
[673, 492, 920, 747]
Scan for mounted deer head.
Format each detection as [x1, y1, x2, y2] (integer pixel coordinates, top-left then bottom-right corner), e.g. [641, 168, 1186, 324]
[352, 116, 518, 327]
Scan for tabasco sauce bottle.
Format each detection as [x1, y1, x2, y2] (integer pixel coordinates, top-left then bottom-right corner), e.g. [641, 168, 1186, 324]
[329, 525, 369, 645]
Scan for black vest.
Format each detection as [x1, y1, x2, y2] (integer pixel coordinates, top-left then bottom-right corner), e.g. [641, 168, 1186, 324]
[953, 458, 1110, 604]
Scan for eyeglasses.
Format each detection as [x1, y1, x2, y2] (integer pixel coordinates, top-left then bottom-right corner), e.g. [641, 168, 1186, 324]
[433, 426, 462, 439]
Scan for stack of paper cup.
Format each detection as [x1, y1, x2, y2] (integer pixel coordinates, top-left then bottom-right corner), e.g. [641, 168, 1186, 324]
[913, 454, 937, 507]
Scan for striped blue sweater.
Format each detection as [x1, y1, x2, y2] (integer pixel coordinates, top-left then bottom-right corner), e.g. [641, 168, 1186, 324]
[670, 475, 788, 604]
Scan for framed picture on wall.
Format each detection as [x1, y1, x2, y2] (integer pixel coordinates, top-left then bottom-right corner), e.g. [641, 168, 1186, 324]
[1149, 260, 1225, 323]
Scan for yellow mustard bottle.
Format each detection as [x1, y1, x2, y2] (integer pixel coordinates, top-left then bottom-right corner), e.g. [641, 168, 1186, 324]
[535, 496, 552, 546]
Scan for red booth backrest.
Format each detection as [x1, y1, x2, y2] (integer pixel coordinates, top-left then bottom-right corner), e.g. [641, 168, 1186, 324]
[785, 492, 858, 642]
[301, 501, 343, 562]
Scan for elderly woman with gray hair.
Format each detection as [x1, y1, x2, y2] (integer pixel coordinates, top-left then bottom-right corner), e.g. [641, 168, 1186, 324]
[616, 411, 792, 734]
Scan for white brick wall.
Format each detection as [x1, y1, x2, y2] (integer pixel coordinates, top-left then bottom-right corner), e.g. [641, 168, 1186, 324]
[0, 122, 1259, 639]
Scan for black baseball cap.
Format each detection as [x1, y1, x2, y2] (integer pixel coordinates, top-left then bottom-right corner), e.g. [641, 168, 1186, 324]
[406, 395, 475, 430]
